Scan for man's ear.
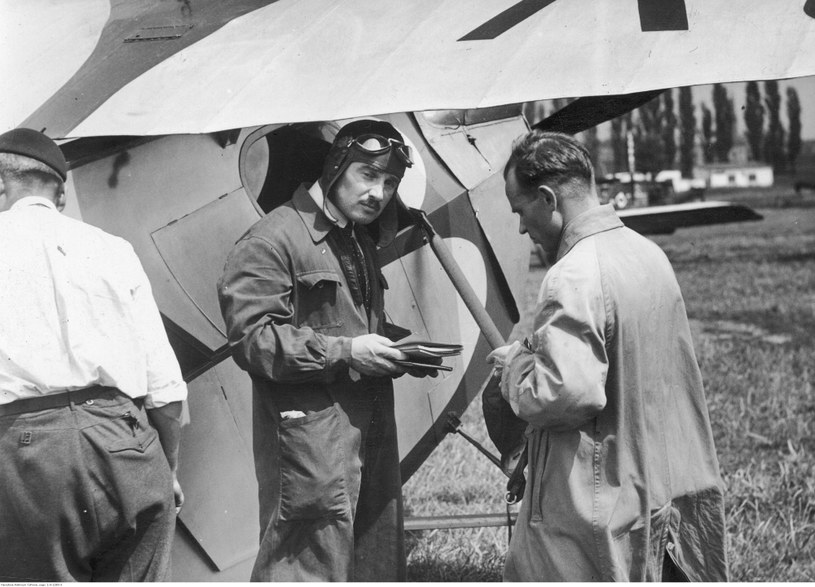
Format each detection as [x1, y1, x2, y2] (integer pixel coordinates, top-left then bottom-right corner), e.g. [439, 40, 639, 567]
[0, 176, 7, 213]
[537, 185, 557, 210]
[54, 186, 66, 212]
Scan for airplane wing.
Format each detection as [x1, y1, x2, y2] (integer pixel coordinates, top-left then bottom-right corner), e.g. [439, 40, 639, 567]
[617, 201, 764, 235]
[3, 0, 814, 137]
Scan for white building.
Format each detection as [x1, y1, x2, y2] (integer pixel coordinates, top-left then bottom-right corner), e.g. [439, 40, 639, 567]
[700, 162, 774, 188]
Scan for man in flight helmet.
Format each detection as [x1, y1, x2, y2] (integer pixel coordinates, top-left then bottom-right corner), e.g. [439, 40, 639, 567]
[219, 119, 428, 581]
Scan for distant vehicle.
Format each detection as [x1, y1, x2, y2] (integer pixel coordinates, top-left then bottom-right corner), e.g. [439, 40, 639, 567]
[598, 170, 706, 210]
[597, 176, 636, 209]
[795, 180, 815, 194]
[794, 171, 815, 195]
[654, 170, 707, 201]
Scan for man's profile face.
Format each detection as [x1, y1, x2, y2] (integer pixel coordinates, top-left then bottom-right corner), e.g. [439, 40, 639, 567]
[505, 167, 560, 252]
[331, 161, 398, 225]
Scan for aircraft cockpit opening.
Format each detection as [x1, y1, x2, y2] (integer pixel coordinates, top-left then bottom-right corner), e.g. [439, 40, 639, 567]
[240, 123, 331, 214]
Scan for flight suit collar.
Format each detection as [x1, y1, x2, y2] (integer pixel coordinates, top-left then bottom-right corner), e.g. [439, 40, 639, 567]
[292, 183, 337, 244]
[556, 203, 624, 261]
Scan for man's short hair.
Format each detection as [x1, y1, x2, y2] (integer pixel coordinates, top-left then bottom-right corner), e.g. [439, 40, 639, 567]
[505, 130, 594, 190]
[0, 152, 64, 187]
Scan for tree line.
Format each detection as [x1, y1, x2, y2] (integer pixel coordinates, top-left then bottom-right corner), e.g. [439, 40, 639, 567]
[607, 82, 804, 177]
[524, 82, 804, 177]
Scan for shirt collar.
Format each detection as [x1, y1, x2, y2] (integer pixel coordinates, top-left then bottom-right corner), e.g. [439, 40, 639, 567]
[10, 196, 57, 212]
[308, 181, 348, 228]
[556, 204, 624, 261]
[292, 184, 340, 244]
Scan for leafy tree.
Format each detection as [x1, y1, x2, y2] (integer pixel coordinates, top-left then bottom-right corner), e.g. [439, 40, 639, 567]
[744, 81, 764, 161]
[787, 86, 802, 173]
[763, 80, 786, 174]
[678, 86, 696, 177]
[701, 103, 714, 164]
[712, 84, 735, 162]
[662, 89, 677, 170]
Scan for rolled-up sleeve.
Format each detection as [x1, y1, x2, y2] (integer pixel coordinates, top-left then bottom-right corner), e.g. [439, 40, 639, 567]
[131, 255, 188, 409]
[501, 244, 608, 430]
[217, 234, 351, 383]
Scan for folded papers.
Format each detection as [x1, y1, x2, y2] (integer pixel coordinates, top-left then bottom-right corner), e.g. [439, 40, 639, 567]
[392, 338, 463, 372]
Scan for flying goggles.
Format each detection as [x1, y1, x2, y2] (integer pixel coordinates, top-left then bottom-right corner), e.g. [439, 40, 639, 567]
[349, 133, 414, 169]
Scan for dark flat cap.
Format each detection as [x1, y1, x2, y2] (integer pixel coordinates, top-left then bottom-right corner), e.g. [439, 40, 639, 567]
[0, 128, 68, 181]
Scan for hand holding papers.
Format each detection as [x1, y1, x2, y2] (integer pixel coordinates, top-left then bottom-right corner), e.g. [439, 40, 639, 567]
[391, 337, 463, 372]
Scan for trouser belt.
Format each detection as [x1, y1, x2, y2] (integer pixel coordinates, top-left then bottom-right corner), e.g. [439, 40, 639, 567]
[0, 386, 133, 417]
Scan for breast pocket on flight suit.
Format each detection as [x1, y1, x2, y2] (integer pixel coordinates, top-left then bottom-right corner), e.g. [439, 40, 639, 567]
[295, 270, 344, 332]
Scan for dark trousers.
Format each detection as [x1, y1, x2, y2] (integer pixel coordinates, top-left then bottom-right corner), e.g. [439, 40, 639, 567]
[251, 380, 405, 581]
[0, 387, 176, 582]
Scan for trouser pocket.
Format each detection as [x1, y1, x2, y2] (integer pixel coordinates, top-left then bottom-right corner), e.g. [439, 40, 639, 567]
[278, 404, 348, 521]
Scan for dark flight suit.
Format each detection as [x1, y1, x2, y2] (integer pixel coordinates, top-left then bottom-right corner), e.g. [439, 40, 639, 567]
[218, 186, 404, 581]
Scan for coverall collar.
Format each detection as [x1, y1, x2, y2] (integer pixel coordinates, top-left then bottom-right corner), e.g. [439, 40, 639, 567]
[556, 203, 624, 262]
[292, 184, 338, 244]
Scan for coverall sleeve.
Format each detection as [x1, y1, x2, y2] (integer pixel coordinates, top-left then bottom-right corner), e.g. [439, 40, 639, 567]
[217, 234, 352, 383]
[500, 251, 609, 430]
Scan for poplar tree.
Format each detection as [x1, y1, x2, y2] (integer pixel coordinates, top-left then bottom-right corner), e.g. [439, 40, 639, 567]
[763, 80, 786, 173]
[787, 86, 802, 173]
[581, 125, 601, 172]
[678, 87, 696, 177]
[610, 116, 626, 173]
[634, 95, 664, 174]
[712, 84, 734, 162]
[701, 103, 714, 164]
[662, 89, 677, 169]
[744, 81, 764, 161]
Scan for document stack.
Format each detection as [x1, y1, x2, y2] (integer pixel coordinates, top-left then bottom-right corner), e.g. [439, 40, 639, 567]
[392, 338, 463, 372]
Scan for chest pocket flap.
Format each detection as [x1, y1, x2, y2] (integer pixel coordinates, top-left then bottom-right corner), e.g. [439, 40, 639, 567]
[297, 270, 342, 289]
[294, 270, 344, 331]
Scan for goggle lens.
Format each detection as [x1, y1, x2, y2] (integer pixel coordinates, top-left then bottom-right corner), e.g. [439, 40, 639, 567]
[352, 133, 413, 167]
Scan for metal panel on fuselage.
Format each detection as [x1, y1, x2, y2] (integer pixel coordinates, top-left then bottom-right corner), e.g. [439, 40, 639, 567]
[68, 133, 248, 351]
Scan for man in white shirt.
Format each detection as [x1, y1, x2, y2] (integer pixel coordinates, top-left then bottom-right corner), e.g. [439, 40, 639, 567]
[0, 129, 189, 582]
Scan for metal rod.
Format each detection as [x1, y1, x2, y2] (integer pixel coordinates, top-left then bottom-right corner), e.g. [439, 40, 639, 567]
[456, 427, 503, 469]
[404, 512, 518, 532]
[447, 412, 504, 472]
[411, 209, 505, 350]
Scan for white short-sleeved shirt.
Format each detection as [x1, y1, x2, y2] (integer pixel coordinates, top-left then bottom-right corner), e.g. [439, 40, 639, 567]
[0, 197, 187, 408]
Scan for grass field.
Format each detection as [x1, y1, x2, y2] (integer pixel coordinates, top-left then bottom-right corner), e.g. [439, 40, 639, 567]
[404, 187, 815, 581]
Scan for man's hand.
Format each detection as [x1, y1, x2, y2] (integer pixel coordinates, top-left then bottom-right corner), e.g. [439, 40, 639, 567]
[399, 362, 441, 379]
[172, 472, 185, 514]
[349, 334, 406, 377]
[147, 401, 185, 513]
[487, 343, 514, 377]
